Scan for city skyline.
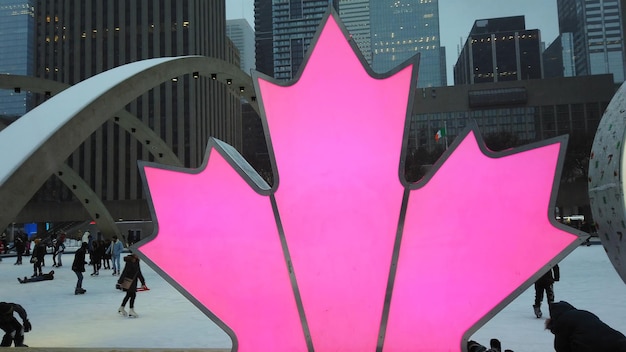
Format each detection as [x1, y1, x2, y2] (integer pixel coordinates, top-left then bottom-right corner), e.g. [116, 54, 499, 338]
[226, 0, 560, 86]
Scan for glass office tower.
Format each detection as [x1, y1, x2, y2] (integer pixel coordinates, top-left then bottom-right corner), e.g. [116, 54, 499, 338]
[557, 0, 625, 83]
[370, 0, 445, 87]
[0, 0, 36, 118]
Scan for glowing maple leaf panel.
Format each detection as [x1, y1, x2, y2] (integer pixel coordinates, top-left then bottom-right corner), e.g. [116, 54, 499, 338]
[137, 9, 584, 352]
[384, 132, 580, 351]
[140, 142, 307, 351]
[256, 15, 412, 350]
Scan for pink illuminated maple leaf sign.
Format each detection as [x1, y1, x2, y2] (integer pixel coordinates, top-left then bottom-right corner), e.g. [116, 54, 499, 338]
[137, 10, 582, 352]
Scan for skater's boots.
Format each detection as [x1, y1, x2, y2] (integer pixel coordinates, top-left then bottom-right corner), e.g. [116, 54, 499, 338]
[128, 308, 138, 318]
[14, 334, 27, 347]
[75, 288, 86, 295]
[533, 304, 542, 318]
[118, 306, 128, 316]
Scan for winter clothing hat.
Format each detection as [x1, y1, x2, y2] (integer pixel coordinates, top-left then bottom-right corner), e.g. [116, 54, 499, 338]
[0, 303, 13, 316]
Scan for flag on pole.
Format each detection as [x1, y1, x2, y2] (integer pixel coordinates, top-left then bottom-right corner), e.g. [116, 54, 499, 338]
[435, 128, 446, 142]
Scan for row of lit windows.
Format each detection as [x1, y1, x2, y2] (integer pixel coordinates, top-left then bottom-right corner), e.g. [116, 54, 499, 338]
[373, 45, 437, 54]
[41, 22, 191, 42]
[373, 36, 437, 46]
[471, 34, 536, 43]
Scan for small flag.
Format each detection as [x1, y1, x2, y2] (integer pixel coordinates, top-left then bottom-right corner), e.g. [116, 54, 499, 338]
[435, 128, 446, 142]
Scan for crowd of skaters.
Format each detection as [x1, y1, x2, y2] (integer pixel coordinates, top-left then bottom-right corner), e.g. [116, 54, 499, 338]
[1, 229, 148, 347]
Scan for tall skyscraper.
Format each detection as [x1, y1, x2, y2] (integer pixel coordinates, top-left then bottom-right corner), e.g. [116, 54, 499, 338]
[370, 0, 445, 87]
[227, 18, 256, 75]
[253, 0, 273, 76]
[0, 0, 36, 118]
[338, 0, 372, 66]
[255, 0, 339, 80]
[557, 0, 625, 83]
[543, 33, 576, 78]
[453, 16, 543, 85]
[32, 0, 242, 216]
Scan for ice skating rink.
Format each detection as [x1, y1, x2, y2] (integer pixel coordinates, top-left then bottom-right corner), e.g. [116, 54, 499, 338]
[1, 243, 625, 351]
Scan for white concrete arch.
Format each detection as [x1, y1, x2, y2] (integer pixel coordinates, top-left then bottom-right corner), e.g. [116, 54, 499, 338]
[0, 74, 183, 166]
[0, 56, 258, 236]
[0, 75, 181, 238]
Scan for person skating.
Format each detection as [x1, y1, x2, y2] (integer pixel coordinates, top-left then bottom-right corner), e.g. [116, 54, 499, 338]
[106, 235, 124, 275]
[90, 240, 102, 276]
[30, 238, 46, 277]
[53, 233, 66, 267]
[12, 234, 25, 265]
[71, 242, 88, 295]
[117, 252, 146, 318]
[533, 264, 559, 318]
[0, 302, 31, 347]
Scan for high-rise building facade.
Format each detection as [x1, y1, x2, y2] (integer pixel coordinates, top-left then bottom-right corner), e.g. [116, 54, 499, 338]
[543, 33, 576, 78]
[31, 0, 241, 218]
[557, 0, 625, 83]
[370, 0, 445, 87]
[227, 18, 256, 75]
[0, 0, 36, 118]
[453, 16, 543, 85]
[254, 0, 339, 80]
[338, 0, 372, 66]
[253, 0, 273, 76]
[272, 0, 339, 80]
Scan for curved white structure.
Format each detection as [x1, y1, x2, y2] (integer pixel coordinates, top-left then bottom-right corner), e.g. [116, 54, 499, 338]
[0, 56, 257, 236]
[589, 81, 626, 283]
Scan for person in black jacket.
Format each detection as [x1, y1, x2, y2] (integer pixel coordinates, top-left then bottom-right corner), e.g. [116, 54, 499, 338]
[12, 234, 26, 265]
[533, 264, 560, 318]
[72, 242, 88, 295]
[0, 302, 31, 347]
[18, 270, 54, 283]
[30, 238, 47, 277]
[547, 301, 626, 352]
[117, 253, 146, 318]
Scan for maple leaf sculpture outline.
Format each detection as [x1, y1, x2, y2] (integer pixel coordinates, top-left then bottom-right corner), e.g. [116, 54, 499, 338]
[137, 10, 583, 352]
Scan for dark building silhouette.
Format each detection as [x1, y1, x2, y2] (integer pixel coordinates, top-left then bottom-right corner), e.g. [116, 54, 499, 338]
[254, 0, 339, 80]
[543, 33, 576, 79]
[454, 16, 543, 85]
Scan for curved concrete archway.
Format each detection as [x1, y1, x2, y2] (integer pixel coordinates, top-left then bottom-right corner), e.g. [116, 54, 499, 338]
[0, 75, 180, 238]
[0, 75, 184, 166]
[0, 119, 121, 238]
[0, 56, 258, 236]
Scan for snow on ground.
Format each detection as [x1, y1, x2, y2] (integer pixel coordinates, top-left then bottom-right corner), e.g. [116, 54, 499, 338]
[0, 242, 625, 351]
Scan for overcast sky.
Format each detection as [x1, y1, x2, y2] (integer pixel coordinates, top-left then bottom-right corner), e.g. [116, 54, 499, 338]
[226, 0, 560, 85]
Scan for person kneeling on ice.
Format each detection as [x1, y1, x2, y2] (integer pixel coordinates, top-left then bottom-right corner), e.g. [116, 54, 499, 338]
[546, 301, 626, 351]
[18, 270, 54, 283]
[117, 252, 147, 318]
[0, 302, 31, 347]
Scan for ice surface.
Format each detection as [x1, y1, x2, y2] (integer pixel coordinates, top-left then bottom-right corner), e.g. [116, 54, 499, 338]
[0, 242, 624, 351]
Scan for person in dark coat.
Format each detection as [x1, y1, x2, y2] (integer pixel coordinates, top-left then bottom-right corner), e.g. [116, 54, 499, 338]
[547, 301, 626, 352]
[30, 238, 47, 277]
[13, 234, 26, 265]
[18, 270, 54, 283]
[533, 264, 560, 318]
[117, 253, 146, 318]
[71, 242, 88, 295]
[0, 302, 31, 347]
[90, 240, 103, 276]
